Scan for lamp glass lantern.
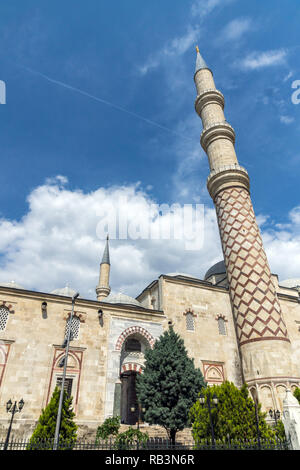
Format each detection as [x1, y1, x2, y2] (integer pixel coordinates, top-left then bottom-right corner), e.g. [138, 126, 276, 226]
[6, 399, 12, 412]
[212, 394, 218, 406]
[199, 394, 205, 405]
[18, 399, 24, 411]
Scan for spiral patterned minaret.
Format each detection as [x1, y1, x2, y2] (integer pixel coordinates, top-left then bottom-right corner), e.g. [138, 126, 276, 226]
[194, 47, 297, 401]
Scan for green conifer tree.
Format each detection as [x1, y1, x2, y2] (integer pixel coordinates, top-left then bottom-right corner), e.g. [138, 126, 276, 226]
[293, 387, 300, 404]
[189, 381, 276, 446]
[28, 386, 77, 449]
[136, 327, 206, 445]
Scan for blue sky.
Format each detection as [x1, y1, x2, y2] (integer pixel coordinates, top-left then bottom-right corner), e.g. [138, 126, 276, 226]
[0, 0, 300, 298]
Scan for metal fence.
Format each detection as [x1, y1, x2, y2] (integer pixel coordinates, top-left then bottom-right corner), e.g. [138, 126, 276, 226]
[0, 436, 289, 451]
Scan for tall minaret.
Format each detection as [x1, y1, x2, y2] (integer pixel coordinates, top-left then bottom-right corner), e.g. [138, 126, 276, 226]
[96, 235, 111, 301]
[194, 47, 297, 404]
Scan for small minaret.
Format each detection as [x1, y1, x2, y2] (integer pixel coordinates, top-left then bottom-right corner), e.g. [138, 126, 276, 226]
[194, 47, 297, 405]
[96, 235, 111, 301]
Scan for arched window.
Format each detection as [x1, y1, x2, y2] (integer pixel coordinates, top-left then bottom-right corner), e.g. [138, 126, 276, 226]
[186, 312, 195, 331]
[0, 307, 9, 331]
[217, 317, 226, 335]
[65, 316, 80, 340]
[125, 338, 141, 352]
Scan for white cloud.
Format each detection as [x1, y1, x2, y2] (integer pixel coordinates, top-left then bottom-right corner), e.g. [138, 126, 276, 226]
[138, 0, 237, 76]
[0, 177, 222, 299]
[191, 0, 236, 18]
[218, 17, 253, 42]
[0, 177, 299, 300]
[239, 49, 287, 70]
[262, 206, 300, 281]
[138, 25, 200, 76]
[279, 115, 295, 125]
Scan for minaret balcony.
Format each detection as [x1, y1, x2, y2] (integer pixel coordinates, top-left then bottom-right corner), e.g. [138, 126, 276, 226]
[206, 164, 250, 199]
[200, 121, 235, 152]
[195, 89, 225, 116]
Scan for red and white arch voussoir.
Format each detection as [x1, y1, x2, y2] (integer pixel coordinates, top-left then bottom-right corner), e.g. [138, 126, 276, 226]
[115, 326, 155, 351]
[121, 363, 143, 374]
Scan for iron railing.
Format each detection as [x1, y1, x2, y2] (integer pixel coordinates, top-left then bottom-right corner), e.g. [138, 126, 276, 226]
[0, 436, 289, 451]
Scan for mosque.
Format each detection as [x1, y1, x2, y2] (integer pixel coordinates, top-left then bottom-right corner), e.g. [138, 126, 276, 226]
[0, 50, 300, 438]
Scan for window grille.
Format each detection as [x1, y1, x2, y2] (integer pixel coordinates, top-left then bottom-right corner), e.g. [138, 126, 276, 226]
[0, 307, 9, 331]
[186, 312, 195, 331]
[218, 317, 226, 335]
[65, 316, 80, 341]
[56, 377, 73, 398]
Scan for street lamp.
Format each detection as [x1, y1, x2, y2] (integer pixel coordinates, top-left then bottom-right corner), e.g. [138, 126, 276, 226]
[53, 291, 79, 450]
[254, 400, 261, 449]
[3, 399, 25, 450]
[199, 392, 218, 448]
[269, 409, 281, 425]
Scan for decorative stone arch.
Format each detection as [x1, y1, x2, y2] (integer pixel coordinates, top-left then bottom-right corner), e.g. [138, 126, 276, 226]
[205, 365, 224, 384]
[63, 311, 86, 323]
[0, 301, 15, 314]
[215, 313, 227, 321]
[249, 386, 258, 403]
[54, 351, 80, 370]
[183, 309, 196, 331]
[115, 326, 155, 351]
[258, 384, 274, 411]
[121, 363, 143, 374]
[183, 308, 197, 317]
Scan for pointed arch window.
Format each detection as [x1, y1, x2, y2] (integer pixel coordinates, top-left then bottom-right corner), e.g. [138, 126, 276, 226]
[0, 307, 9, 331]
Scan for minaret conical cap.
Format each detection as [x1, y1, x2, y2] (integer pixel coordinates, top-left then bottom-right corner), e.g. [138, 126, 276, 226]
[195, 46, 209, 74]
[101, 234, 110, 265]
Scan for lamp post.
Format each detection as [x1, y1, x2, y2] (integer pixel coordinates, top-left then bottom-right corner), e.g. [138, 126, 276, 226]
[254, 400, 261, 449]
[3, 399, 24, 450]
[53, 292, 79, 450]
[269, 409, 281, 426]
[199, 392, 218, 448]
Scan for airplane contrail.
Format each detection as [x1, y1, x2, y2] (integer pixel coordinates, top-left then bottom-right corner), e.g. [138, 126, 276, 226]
[21, 64, 193, 142]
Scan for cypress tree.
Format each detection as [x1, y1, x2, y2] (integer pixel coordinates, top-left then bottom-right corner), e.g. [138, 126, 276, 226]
[189, 381, 276, 445]
[28, 386, 77, 449]
[136, 327, 206, 444]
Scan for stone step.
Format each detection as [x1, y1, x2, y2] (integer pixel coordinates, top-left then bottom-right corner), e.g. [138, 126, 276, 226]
[119, 424, 194, 443]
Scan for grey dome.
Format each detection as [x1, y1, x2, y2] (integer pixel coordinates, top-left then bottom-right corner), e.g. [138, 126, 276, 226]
[279, 279, 300, 289]
[204, 260, 226, 280]
[51, 285, 77, 297]
[101, 292, 142, 307]
[166, 273, 199, 280]
[0, 281, 25, 289]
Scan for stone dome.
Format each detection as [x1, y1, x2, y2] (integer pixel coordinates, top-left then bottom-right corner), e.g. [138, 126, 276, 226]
[101, 292, 142, 307]
[0, 281, 25, 289]
[279, 279, 300, 290]
[166, 273, 200, 280]
[204, 260, 226, 280]
[50, 285, 78, 297]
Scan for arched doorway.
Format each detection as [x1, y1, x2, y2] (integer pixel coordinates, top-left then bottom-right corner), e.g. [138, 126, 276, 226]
[120, 371, 139, 425]
[119, 335, 147, 424]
